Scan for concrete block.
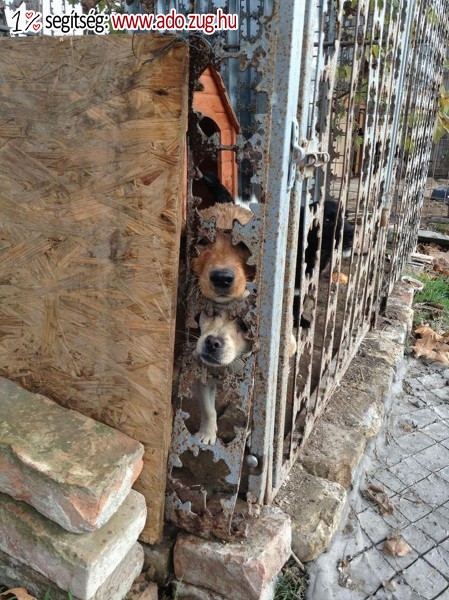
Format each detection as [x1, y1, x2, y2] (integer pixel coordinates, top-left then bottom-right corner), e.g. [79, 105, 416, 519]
[324, 386, 383, 438]
[0, 543, 144, 600]
[275, 464, 346, 562]
[174, 507, 290, 600]
[0, 377, 144, 533]
[0, 490, 147, 600]
[300, 420, 366, 488]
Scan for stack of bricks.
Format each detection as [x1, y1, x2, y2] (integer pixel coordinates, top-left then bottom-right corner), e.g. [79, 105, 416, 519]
[0, 376, 147, 600]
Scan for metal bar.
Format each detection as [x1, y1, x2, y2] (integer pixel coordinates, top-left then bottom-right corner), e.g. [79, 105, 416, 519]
[247, 0, 306, 503]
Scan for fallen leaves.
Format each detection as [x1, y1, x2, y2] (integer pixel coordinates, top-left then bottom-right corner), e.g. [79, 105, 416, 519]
[412, 326, 449, 366]
[0, 589, 37, 600]
[364, 483, 395, 516]
[398, 420, 418, 433]
[332, 272, 349, 284]
[383, 531, 412, 557]
[433, 257, 449, 277]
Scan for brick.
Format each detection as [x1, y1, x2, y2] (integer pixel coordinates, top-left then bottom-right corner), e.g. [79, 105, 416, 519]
[174, 507, 290, 600]
[0, 543, 144, 600]
[300, 419, 366, 488]
[0, 377, 144, 533]
[0, 490, 146, 600]
[174, 579, 277, 600]
[141, 528, 176, 585]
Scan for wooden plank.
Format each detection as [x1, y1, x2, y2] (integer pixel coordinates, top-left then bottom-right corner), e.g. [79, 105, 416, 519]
[0, 35, 188, 543]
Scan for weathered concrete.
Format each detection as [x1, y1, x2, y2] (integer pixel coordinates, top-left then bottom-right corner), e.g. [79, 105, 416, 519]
[174, 507, 290, 600]
[0, 543, 144, 600]
[358, 334, 404, 370]
[344, 354, 396, 405]
[324, 387, 383, 439]
[0, 377, 144, 533]
[275, 464, 346, 562]
[300, 419, 367, 488]
[0, 490, 147, 600]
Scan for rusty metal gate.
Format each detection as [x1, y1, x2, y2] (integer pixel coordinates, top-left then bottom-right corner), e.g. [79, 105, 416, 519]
[164, 0, 449, 539]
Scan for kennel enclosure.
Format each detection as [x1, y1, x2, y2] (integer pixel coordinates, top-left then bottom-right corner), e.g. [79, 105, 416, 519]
[0, 0, 448, 544]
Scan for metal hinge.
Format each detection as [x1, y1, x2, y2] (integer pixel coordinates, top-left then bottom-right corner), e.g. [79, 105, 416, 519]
[288, 118, 330, 190]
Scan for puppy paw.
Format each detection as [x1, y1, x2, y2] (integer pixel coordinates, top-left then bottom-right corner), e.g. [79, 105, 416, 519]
[196, 425, 218, 445]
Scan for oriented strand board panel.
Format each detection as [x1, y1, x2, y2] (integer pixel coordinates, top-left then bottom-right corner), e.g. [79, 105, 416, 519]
[0, 35, 188, 543]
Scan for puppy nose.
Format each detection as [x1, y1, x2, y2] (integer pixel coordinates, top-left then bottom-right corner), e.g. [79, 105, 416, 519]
[210, 269, 235, 289]
[205, 336, 224, 351]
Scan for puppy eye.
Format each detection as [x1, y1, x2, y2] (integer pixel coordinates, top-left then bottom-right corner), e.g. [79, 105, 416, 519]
[197, 238, 209, 246]
[236, 318, 249, 333]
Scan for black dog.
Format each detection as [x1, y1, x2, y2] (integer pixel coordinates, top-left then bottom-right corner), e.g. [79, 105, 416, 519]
[295, 200, 355, 327]
[201, 172, 234, 203]
[301, 200, 355, 278]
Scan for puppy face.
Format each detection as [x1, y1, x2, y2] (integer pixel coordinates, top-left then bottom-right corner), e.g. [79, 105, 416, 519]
[191, 204, 254, 303]
[196, 311, 252, 367]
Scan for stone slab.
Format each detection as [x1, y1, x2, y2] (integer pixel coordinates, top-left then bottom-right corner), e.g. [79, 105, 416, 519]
[0, 377, 144, 533]
[300, 419, 367, 488]
[275, 464, 346, 562]
[324, 386, 383, 439]
[0, 543, 144, 600]
[0, 490, 147, 600]
[174, 507, 290, 600]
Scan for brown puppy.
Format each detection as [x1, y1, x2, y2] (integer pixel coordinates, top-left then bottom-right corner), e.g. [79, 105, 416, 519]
[191, 203, 254, 304]
[195, 311, 252, 445]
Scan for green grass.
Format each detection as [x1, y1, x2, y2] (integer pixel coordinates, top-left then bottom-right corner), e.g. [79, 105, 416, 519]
[431, 223, 449, 235]
[274, 560, 308, 600]
[412, 272, 449, 332]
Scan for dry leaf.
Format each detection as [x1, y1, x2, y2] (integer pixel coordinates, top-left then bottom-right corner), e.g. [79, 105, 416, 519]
[383, 533, 411, 557]
[412, 326, 449, 366]
[382, 579, 397, 592]
[365, 483, 395, 516]
[399, 420, 417, 433]
[332, 272, 349, 284]
[137, 583, 158, 600]
[433, 258, 449, 276]
[414, 326, 443, 342]
[0, 589, 37, 600]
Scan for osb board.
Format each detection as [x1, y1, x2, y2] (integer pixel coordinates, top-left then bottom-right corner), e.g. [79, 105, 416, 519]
[0, 35, 188, 543]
